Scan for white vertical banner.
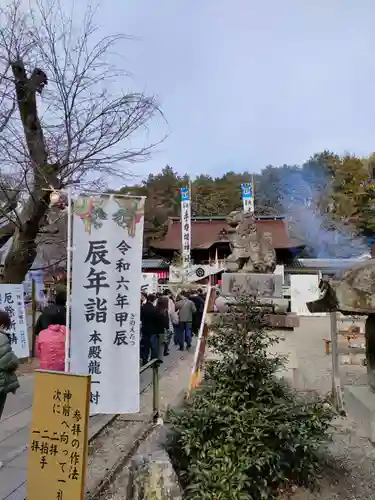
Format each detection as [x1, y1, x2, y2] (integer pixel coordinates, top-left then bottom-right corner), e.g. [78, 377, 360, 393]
[241, 182, 254, 213]
[290, 274, 321, 316]
[180, 187, 191, 268]
[23, 270, 44, 299]
[0, 284, 29, 358]
[25, 270, 45, 302]
[70, 194, 145, 414]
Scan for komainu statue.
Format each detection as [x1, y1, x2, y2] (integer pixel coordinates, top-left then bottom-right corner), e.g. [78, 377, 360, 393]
[225, 210, 276, 273]
[306, 259, 375, 392]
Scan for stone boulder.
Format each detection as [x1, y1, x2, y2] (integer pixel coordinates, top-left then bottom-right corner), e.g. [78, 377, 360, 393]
[127, 450, 183, 500]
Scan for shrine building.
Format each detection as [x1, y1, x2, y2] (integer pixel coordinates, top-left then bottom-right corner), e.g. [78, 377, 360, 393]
[147, 215, 305, 283]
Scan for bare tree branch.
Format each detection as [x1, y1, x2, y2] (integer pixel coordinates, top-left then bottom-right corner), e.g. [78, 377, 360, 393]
[0, 0, 165, 283]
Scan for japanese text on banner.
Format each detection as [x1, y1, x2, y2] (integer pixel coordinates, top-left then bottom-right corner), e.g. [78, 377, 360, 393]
[241, 183, 254, 214]
[0, 284, 29, 358]
[180, 187, 191, 265]
[70, 195, 145, 414]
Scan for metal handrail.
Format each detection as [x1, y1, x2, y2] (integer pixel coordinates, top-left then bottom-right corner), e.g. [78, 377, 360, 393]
[29, 289, 161, 422]
[139, 340, 161, 422]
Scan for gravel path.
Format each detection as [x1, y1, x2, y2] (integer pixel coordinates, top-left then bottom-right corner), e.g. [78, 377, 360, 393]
[276, 317, 375, 499]
[287, 416, 375, 499]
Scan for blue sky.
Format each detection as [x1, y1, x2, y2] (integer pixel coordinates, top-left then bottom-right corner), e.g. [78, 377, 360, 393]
[91, 0, 375, 177]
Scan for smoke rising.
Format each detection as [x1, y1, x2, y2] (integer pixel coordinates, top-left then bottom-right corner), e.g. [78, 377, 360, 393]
[277, 167, 368, 259]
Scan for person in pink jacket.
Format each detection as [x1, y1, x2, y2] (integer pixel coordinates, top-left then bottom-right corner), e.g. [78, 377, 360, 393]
[36, 324, 67, 371]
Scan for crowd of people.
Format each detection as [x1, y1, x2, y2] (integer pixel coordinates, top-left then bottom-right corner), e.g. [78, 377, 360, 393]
[0, 285, 207, 419]
[140, 288, 206, 365]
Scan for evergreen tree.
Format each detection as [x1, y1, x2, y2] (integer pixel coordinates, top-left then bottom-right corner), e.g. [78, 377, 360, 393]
[169, 298, 334, 500]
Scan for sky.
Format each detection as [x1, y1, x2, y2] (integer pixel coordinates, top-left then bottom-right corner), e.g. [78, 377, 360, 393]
[77, 0, 375, 178]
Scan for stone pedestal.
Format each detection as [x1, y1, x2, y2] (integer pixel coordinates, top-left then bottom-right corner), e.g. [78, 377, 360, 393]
[220, 273, 299, 328]
[344, 385, 375, 442]
[127, 450, 183, 499]
[221, 272, 283, 298]
[219, 272, 301, 328]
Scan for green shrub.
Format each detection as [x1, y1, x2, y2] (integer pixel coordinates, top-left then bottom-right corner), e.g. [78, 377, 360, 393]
[168, 298, 335, 500]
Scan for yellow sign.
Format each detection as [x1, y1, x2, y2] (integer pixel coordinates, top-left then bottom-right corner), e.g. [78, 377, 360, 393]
[27, 371, 91, 500]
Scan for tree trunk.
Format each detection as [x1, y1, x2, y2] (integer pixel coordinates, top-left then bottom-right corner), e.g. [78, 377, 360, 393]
[2, 193, 51, 283]
[2, 61, 58, 284]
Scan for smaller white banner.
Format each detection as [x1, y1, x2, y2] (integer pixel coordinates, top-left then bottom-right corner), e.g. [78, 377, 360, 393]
[141, 273, 158, 294]
[23, 270, 45, 302]
[0, 284, 29, 358]
[290, 274, 322, 316]
[242, 196, 254, 214]
[241, 183, 254, 214]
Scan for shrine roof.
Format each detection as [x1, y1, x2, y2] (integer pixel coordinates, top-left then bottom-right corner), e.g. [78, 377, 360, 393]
[150, 216, 304, 251]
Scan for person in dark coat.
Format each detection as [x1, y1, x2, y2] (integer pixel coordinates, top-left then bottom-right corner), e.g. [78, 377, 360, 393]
[34, 290, 67, 336]
[189, 291, 205, 335]
[0, 310, 20, 420]
[154, 296, 170, 359]
[140, 294, 169, 364]
[140, 294, 156, 364]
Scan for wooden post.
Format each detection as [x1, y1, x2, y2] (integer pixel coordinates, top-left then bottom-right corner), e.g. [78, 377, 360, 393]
[330, 311, 344, 412]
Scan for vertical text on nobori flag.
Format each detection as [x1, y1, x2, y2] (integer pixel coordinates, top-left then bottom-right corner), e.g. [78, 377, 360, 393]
[180, 187, 191, 268]
[70, 194, 145, 414]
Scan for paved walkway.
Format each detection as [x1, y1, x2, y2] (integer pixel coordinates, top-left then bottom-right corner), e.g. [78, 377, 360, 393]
[0, 343, 194, 500]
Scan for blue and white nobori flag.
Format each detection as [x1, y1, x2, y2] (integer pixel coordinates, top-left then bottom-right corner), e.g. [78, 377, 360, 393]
[241, 183, 253, 199]
[180, 187, 190, 201]
[180, 187, 191, 267]
[241, 183, 254, 213]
